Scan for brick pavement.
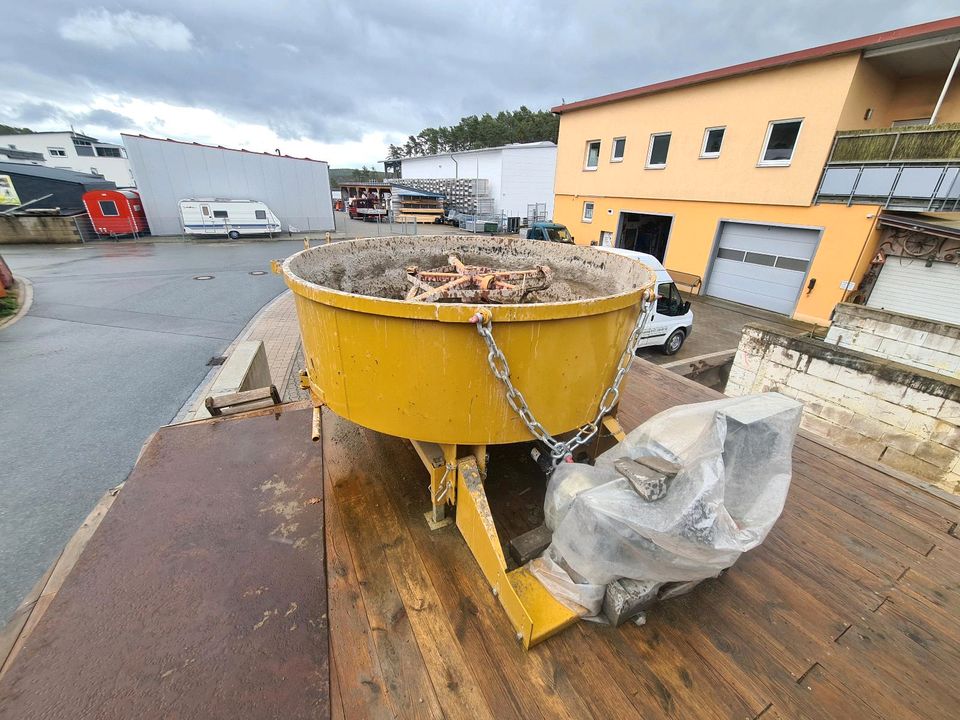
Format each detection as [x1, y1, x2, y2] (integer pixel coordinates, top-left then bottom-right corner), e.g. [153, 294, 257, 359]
[243, 290, 303, 395]
[175, 290, 307, 421]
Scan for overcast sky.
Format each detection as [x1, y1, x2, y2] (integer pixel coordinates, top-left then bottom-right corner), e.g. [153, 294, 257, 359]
[3, 1, 957, 167]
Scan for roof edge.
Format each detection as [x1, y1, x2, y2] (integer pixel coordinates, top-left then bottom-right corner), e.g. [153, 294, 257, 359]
[120, 133, 328, 164]
[552, 16, 960, 114]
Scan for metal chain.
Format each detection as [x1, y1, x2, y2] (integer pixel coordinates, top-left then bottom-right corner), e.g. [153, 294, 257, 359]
[474, 296, 654, 466]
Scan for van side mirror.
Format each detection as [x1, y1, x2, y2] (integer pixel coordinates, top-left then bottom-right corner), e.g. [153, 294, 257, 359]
[683, 301, 691, 314]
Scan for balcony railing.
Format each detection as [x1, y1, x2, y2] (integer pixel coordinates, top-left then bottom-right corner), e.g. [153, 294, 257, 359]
[828, 124, 960, 164]
[814, 162, 960, 211]
[815, 124, 960, 210]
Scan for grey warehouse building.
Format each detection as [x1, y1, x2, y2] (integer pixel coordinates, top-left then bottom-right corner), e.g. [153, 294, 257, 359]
[122, 134, 334, 236]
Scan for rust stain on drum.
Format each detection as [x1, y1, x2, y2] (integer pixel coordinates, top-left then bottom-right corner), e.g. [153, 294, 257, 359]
[0, 407, 328, 719]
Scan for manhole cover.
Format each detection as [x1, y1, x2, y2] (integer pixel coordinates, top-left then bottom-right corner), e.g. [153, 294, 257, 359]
[206, 356, 227, 366]
[194, 275, 214, 281]
[249, 270, 267, 276]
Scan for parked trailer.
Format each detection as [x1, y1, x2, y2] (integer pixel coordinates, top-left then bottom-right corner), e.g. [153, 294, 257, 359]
[82, 189, 149, 237]
[179, 199, 281, 239]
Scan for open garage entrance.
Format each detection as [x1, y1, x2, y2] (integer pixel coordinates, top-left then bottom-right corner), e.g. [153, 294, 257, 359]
[617, 212, 672, 262]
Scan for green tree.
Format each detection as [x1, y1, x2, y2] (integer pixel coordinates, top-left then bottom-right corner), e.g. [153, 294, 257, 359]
[0, 123, 33, 135]
[386, 107, 559, 158]
[352, 165, 375, 182]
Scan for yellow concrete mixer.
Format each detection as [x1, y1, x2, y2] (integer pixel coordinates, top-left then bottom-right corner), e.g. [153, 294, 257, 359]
[283, 234, 656, 647]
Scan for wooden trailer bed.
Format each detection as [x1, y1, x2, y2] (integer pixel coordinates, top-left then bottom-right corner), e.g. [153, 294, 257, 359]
[324, 360, 960, 719]
[1, 360, 957, 719]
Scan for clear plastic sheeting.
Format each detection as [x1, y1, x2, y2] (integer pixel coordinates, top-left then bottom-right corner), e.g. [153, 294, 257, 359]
[531, 393, 803, 618]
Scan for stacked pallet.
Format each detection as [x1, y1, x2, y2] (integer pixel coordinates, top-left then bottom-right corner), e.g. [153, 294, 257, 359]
[388, 179, 492, 214]
[389, 192, 444, 224]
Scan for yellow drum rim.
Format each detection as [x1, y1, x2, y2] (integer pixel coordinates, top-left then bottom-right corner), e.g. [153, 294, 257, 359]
[282, 241, 657, 323]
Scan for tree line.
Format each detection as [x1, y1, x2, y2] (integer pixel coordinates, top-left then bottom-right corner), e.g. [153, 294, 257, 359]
[386, 106, 559, 159]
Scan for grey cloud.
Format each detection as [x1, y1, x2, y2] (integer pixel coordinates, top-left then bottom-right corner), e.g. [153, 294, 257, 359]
[76, 109, 136, 129]
[14, 101, 67, 125]
[4, 0, 959, 150]
[59, 9, 193, 52]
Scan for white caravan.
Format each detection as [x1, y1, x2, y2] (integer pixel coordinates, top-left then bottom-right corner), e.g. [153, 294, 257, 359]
[179, 199, 281, 239]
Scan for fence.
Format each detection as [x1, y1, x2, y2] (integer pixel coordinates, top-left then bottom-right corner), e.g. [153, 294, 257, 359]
[830, 125, 960, 164]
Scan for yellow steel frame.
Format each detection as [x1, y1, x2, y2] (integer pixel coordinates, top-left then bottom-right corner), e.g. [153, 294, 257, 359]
[409, 440, 579, 649]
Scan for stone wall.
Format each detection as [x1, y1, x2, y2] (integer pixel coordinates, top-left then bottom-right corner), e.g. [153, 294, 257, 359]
[726, 323, 960, 493]
[0, 216, 82, 244]
[826, 302, 960, 379]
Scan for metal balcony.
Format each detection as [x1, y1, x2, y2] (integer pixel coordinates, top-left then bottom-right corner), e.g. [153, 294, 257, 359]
[814, 162, 960, 210]
[828, 125, 960, 164]
[815, 125, 960, 210]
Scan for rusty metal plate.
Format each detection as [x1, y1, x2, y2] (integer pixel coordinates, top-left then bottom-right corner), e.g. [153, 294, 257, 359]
[0, 406, 328, 719]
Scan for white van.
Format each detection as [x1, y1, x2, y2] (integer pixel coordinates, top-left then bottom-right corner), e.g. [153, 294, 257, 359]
[596, 246, 694, 355]
[179, 199, 281, 239]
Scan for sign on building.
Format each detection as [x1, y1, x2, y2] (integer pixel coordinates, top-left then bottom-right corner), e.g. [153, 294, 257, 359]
[0, 175, 21, 206]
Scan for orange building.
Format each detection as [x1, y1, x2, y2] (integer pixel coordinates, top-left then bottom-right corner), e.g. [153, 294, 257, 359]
[552, 18, 960, 324]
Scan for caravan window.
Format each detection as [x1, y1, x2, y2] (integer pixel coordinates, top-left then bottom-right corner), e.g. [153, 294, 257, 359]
[255, 210, 267, 220]
[213, 210, 229, 218]
[201, 205, 210, 216]
[98, 200, 119, 216]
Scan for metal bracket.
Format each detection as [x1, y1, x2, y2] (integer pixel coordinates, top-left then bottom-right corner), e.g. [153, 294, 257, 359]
[454, 455, 579, 648]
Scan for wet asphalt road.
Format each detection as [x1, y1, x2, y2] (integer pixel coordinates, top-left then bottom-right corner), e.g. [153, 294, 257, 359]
[0, 239, 305, 623]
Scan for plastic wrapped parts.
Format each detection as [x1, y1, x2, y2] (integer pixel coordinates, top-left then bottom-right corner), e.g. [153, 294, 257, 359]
[531, 393, 802, 619]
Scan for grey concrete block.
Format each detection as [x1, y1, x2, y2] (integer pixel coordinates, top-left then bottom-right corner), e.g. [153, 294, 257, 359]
[602, 578, 660, 627]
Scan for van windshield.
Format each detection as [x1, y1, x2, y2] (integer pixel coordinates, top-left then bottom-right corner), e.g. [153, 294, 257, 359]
[545, 227, 573, 243]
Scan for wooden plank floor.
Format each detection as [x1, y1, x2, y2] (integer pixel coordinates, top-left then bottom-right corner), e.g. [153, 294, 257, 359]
[323, 360, 960, 719]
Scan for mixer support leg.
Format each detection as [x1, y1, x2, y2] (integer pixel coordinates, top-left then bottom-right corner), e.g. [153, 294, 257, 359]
[410, 440, 456, 530]
[455, 455, 579, 649]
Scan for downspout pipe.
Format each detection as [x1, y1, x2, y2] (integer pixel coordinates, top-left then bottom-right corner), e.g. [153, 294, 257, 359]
[930, 45, 960, 125]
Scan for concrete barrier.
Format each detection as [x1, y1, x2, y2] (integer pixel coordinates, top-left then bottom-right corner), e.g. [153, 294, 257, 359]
[195, 340, 272, 419]
[0, 216, 83, 244]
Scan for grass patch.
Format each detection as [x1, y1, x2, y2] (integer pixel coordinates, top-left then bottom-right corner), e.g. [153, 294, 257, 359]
[0, 293, 18, 318]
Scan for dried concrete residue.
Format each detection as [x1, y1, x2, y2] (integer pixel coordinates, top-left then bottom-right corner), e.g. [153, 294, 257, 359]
[288, 235, 653, 303]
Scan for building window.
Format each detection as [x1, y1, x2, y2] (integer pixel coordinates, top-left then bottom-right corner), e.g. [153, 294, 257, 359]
[582, 201, 595, 222]
[759, 119, 802, 166]
[95, 146, 122, 158]
[599, 230, 613, 247]
[73, 138, 95, 157]
[48, 147, 67, 157]
[611, 137, 626, 162]
[255, 210, 267, 220]
[213, 210, 229, 218]
[646, 132, 671, 169]
[584, 140, 601, 170]
[700, 127, 725, 158]
[98, 200, 119, 216]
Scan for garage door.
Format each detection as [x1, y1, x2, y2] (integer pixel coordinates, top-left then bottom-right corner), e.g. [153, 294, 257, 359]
[705, 222, 820, 315]
[867, 258, 960, 325]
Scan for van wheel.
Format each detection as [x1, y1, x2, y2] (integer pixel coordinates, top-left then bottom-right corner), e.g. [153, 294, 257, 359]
[662, 329, 685, 355]
[228, 230, 240, 240]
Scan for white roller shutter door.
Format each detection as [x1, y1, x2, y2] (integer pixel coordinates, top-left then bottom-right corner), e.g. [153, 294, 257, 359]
[705, 222, 820, 315]
[867, 258, 960, 325]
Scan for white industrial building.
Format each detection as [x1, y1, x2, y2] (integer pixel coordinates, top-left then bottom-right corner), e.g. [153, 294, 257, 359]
[0, 131, 134, 187]
[385, 142, 557, 220]
[122, 134, 334, 237]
